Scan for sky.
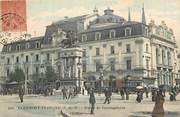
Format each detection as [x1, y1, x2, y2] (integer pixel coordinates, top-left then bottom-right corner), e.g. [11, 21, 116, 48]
[1, 0, 180, 50]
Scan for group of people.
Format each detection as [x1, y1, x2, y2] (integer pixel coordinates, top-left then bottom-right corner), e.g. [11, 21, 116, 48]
[61, 86, 78, 99]
[135, 85, 179, 103]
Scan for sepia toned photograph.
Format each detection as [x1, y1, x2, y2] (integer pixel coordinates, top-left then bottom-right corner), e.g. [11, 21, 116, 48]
[0, 0, 180, 117]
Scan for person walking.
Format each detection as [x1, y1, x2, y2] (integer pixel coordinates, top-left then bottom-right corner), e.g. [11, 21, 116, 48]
[68, 87, 73, 99]
[152, 90, 165, 117]
[62, 87, 67, 99]
[136, 90, 143, 103]
[144, 87, 149, 98]
[125, 89, 129, 100]
[120, 88, 125, 100]
[89, 89, 96, 115]
[104, 88, 111, 104]
[18, 85, 24, 103]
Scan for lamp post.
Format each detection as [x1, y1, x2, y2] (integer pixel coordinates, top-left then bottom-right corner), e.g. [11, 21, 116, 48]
[23, 62, 28, 95]
[77, 62, 82, 93]
[99, 67, 103, 94]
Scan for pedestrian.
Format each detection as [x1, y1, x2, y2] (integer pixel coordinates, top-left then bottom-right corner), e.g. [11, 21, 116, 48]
[125, 89, 129, 100]
[136, 90, 143, 103]
[89, 88, 96, 115]
[62, 87, 67, 99]
[170, 87, 177, 101]
[82, 88, 85, 95]
[120, 88, 125, 100]
[68, 87, 73, 99]
[152, 90, 165, 117]
[104, 88, 111, 104]
[18, 85, 24, 103]
[151, 88, 157, 102]
[144, 87, 149, 98]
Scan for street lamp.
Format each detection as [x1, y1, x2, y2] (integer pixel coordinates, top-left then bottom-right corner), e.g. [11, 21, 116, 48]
[99, 66, 103, 94]
[23, 62, 28, 95]
[77, 62, 82, 93]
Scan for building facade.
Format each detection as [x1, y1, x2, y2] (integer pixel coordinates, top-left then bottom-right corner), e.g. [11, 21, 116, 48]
[0, 7, 179, 90]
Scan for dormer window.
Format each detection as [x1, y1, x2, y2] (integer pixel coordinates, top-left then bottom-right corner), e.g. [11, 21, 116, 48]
[110, 30, 115, 38]
[7, 45, 11, 52]
[82, 34, 87, 42]
[26, 43, 29, 49]
[95, 32, 101, 40]
[125, 27, 132, 36]
[36, 42, 40, 48]
[16, 44, 20, 51]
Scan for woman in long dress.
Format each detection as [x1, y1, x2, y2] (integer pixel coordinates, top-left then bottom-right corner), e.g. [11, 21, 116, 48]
[152, 90, 165, 117]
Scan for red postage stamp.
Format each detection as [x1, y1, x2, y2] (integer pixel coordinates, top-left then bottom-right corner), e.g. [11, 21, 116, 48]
[0, 0, 27, 32]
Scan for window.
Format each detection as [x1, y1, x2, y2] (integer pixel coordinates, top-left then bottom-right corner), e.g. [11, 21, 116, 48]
[118, 42, 122, 47]
[8, 45, 11, 52]
[35, 67, 39, 74]
[47, 53, 50, 61]
[36, 42, 40, 48]
[126, 44, 131, 53]
[7, 58, 10, 64]
[126, 60, 131, 70]
[7, 68, 10, 76]
[156, 48, 159, 64]
[83, 49, 86, 57]
[36, 54, 39, 62]
[110, 61, 115, 71]
[83, 63, 86, 72]
[110, 46, 115, 54]
[162, 50, 165, 65]
[96, 48, 100, 56]
[26, 55, 29, 62]
[16, 45, 20, 51]
[146, 44, 149, 53]
[103, 44, 107, 48]
[146, 59, 149, 69]
[110, 30, 115, 38]
[96, 63, 101, 72]
[125, 27, 131, 36]
[167, 51, 170, 65]
[95, 32, 101, 40]
[26, 43, 29, 49]
[82, 34, 87, 42]
[16, 56, 19, 63]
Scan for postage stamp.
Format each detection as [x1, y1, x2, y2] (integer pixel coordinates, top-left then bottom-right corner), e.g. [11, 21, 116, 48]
[0, 0, 27, 32]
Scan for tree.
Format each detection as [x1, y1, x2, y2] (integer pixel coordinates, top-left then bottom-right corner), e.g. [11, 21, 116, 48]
[45, 66, 57, 82]
[9, 67, 25, 83]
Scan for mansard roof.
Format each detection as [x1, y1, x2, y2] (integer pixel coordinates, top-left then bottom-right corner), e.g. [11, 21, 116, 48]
[2, 36, 44, 52]
[81, 21, 143, 33]
[78, 21, 149, 42]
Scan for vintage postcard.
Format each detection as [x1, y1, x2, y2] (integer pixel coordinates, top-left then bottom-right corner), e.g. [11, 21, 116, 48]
[0, 0, 180, 117]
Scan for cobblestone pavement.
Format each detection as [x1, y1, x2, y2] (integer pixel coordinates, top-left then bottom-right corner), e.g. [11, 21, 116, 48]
[0, 93, 180, 117]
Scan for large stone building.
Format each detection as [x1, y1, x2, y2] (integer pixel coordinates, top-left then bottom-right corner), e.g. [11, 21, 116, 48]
[0, 6, 179, 90]
[77, 7, 178, 89]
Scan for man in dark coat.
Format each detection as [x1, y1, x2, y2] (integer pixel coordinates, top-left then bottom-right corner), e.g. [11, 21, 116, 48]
[89, 89, 96, 114]
[104, 88, 111, 104]
[19, 85, 24, 103]
[120, 88, 125, 100]
[62, 87, 67, 99]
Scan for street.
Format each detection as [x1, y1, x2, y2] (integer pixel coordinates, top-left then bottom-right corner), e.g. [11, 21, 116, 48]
[0, 93, 180, 117]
